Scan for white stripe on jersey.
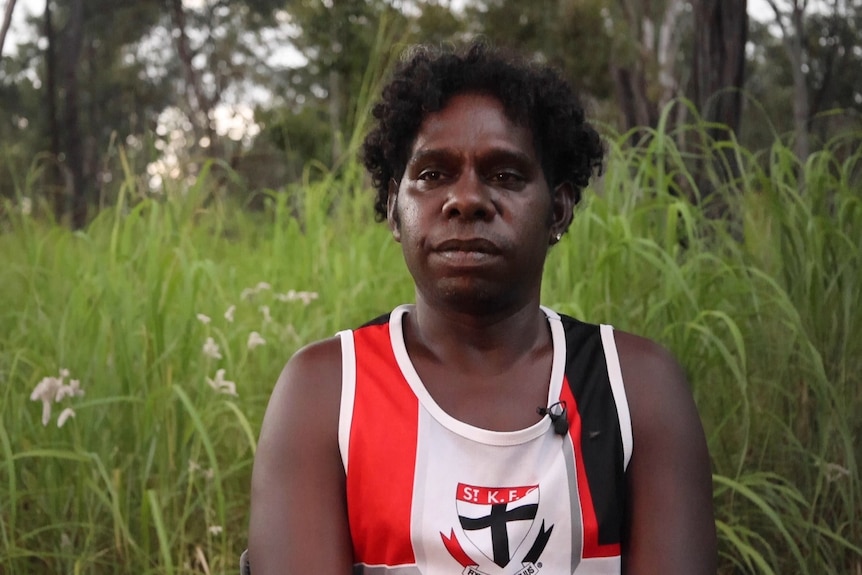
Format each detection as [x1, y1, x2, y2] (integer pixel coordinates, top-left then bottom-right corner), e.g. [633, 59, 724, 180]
[599, 325, 633, 470]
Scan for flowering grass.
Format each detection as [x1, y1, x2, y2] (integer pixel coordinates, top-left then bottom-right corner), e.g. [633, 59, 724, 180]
[1, 123, 860, 574]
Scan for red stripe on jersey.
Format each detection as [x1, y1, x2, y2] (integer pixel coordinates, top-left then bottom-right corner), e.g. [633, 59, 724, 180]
[561, 377, 622, 559]
[347, 323, 419, 566]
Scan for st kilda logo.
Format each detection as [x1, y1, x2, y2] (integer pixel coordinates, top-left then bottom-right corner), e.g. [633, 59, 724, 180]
[441, 483, 554, 575]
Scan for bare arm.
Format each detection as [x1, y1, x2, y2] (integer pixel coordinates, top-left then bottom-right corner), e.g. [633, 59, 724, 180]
[249, 337, 354, 574]
[616, 331, 717, 575]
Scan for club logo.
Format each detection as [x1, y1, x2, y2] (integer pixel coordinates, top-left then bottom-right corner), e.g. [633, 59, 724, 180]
[441, 483, 553, 575]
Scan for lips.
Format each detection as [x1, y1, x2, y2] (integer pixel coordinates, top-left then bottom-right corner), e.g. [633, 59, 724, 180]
[434, 238, 501, 254]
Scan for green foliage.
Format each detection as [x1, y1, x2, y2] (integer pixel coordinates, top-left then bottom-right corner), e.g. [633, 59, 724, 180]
[261, 0, 468, 172]
[1, 117, 861, 574]
[465, 0, 614, 99]
[544, 117, 862, 573]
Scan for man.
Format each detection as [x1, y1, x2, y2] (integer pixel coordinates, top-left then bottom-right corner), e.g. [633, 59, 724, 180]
[249, 42, 716, 574]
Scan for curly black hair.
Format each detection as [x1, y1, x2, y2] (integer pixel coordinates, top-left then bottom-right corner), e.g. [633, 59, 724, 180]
[361, 41, 604, 222]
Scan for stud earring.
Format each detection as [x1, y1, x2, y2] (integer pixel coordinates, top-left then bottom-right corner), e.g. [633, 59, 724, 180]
[554, 232, 562, 242]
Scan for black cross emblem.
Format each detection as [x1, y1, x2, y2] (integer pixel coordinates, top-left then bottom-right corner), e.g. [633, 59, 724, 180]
[459, 502, 539, 567]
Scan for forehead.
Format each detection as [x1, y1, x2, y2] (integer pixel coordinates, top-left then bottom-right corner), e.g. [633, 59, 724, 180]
[409, 92, 537, 160]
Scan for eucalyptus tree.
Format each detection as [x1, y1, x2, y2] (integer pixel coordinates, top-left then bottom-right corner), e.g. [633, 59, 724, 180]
[0, 0, 170, 225]
[691, 0, 748, 139]
[0, 0, 288, 224]
[464, 0, 615, 105]
[743, 1, 861, 155]
[261, 0, 467, 174]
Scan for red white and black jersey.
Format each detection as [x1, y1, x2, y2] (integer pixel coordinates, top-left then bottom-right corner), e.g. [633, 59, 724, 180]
[337, 305, 633, 575]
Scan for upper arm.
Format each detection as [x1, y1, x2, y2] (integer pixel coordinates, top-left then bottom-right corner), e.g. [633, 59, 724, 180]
[249, 336, 354, 574]
[615, 331, 717, 575]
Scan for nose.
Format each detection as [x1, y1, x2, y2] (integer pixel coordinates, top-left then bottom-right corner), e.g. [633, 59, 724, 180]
[442, 171, 495, 221]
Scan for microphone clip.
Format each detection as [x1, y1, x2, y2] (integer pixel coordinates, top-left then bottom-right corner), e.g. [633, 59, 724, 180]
[537, 401, 569, 436]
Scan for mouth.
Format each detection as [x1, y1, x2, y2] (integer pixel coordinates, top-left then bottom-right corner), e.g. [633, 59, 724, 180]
[434, 238, 501, 255]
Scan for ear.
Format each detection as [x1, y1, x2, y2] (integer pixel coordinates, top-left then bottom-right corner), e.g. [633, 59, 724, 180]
[550, 181, 575, 244]
[386, 178, 401, 242]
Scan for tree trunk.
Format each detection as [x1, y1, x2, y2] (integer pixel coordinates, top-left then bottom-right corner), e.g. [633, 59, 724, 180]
[656, 0, 687, 108]
[611, 0, 684, 136]
[44, 0, 63, 219]
[788, 5, 810, 160]
[765, 0, 811, 160]
[328, 68, 343, 164]
[690, 0, 748, 216]
[63, 0, 87, 228]
[692, 0, 748, 137]
[0, 0, 18, 58]
[169, 0, 215, 147]
[611, 64, 658, 138]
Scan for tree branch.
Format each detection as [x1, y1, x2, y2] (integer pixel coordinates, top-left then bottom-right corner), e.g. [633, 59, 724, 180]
[0, 0, 20, 58]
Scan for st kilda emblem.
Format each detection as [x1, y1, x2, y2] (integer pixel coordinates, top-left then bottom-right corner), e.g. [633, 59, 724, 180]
[441, 482, 554, 574]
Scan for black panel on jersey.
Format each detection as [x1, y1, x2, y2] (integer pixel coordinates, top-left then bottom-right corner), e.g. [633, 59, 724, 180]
[359, 313, 391, 328]
[560, 315, 626, 547]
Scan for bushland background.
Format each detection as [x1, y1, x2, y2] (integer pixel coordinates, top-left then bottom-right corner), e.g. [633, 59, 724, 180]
[0, 1, 860, 573]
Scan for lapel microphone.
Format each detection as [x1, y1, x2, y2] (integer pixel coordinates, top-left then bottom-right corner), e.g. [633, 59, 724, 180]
[537, 401, 569, 436]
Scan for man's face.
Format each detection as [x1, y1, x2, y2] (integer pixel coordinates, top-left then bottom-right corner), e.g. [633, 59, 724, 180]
[388, 92, 573, 314]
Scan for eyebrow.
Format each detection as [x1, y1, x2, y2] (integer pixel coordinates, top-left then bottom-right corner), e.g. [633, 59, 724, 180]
[406, 148, 458, 167]
[406, 147, 535, 168]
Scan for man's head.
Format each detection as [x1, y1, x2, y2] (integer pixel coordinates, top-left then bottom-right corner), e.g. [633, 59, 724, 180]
[361, 41, 604, 223]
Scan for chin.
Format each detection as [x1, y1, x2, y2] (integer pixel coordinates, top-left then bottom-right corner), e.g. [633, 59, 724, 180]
[433, 280, 517, 314]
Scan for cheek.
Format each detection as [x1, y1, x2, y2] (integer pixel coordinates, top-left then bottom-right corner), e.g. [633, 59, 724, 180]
[395, 197, 423, 235]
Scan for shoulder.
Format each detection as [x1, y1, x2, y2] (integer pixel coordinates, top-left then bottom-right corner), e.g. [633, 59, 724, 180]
[613, 330, 688, 405]
[284, 335, 344, 380]
[611, 329, 700, 454]
[249, 335, 356, 571]
[266, 335, 344, 427]
[253, 335, 346, 472]
[611, 330, 717, 573]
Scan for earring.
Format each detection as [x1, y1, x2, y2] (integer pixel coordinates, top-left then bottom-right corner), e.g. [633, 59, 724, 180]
[554, 232, 562, 242]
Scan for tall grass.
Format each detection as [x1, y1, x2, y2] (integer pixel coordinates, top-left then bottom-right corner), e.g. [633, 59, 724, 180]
[1, 120, 860, 574]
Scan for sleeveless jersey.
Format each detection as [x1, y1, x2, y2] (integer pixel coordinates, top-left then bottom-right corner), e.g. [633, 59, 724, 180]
[337, 304, 633, 575]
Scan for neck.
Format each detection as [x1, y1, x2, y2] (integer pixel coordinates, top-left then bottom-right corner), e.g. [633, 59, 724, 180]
[405, 295, 550, 372]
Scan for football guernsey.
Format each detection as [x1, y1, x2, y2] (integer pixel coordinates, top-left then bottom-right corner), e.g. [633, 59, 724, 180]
[337, 304, 633, 575]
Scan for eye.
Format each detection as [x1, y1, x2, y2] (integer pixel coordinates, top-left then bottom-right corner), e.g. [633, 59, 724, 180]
[418, 169, 443, 181]
[488, 171, 526, 189]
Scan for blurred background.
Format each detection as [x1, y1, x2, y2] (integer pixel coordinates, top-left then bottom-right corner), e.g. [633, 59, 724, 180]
[1, 3, 861, 574]
[1, 0, 859, 227]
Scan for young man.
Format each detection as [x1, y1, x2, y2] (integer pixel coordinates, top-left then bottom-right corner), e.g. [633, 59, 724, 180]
[249, 43, 716, 574]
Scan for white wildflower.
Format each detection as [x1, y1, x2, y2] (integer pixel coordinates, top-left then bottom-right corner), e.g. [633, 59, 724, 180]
[31, 370, 84, 427]
[206, 369, 237, 396]
[275, 290, 319, 305]
[30, 376, 61, 402]
[224, 305, 236, 323]
[30, 375, 62, 426]
[299, 291, 319, 305]
[55, 379, 84, 402]
[196, 313, 211, 324]
[260, 305, 272, 324]
[275, 291, 294, 302]
[240, 281, 272, 300]
[202, 337, 222, 360]
[247, 331, 266, 350]
[823, 462, 851, 482]
[208, 525, 223, 536]
[57, 408, 76, 428]
[40, 402, 52, 426]
[20, 197, 33, 216]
